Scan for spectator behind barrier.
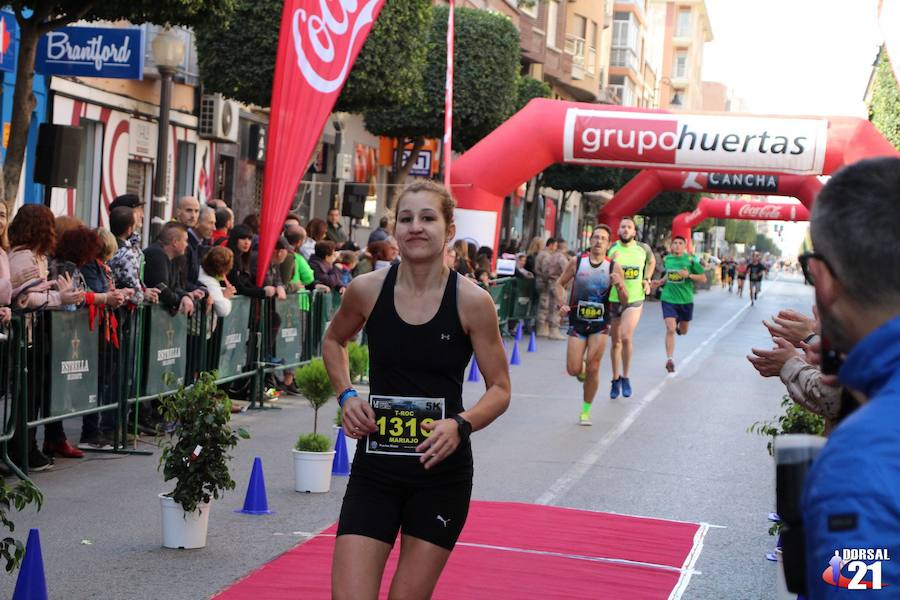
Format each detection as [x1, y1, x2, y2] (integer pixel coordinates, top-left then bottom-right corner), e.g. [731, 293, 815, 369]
[285, 229, 315, 292]
[211, 207, 233, 247]
[303, 218, 327, 259]
[143, 223, 193, 316]
[799, 157, 900, 596]
[7, 205, 85, 470]
[199, 246, 236, 318]
[335, 250, 357, 287]
[453, 239, 473, 277]
[251, 236, 288, 301]
[0, 202, 12, 324]
[524, 236, 543, 276]
[227, 225, 273, 299]
[325, 207, 347, 248]
[309, 240, 344, 292]
[367, 215, 391, 245]
[174, 197, 205, 297]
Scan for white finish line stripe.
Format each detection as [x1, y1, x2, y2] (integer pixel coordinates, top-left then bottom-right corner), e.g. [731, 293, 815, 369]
[536, 283, 764, 507]
[669, 522, 711, 600]
[288, 532, 701, 576]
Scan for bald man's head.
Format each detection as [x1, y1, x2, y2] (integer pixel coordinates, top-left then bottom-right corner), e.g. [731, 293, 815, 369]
[176, 196, 200, 227]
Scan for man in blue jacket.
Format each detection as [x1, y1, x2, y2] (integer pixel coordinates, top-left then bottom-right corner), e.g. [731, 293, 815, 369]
[800, 156, 900, 597]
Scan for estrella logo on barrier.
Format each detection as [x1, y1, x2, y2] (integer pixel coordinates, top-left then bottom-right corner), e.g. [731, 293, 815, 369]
[562, 109, 828, 175]
[822, 549, 891, 590]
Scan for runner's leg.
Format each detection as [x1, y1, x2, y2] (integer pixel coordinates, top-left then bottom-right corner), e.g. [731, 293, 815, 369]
[388, 535, 452, 600]
[618, 306, 642, 378]
[566, 335, 588, 377]
[664, 316, 677, 359]
[678, 320, 690, 335]
[609, 318, 622, 380]
[333, 535, 393, 600]
[583, 333, 608, 405]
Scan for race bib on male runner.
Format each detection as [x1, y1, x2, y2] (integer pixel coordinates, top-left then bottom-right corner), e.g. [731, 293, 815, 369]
[576, 300, 605, 322]
[667, 271, 686, 283]
[623, 266, 641, 280]
[366, 395, 445, 456]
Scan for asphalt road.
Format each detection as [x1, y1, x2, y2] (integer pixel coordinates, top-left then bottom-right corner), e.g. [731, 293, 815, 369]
[0, 272, 813, 600]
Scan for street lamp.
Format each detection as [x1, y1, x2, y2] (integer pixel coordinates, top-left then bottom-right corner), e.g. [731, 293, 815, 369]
[151, 28, 185, 239]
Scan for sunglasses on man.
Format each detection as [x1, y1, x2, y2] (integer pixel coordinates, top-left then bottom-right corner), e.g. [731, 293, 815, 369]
[798, 252, 837, 286]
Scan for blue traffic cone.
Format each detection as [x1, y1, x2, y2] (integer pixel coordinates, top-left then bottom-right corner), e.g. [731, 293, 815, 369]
[510, 339, 521, 365]
[332, 428, 350, 476]
[515, 321, 523, 341]
[467, 356, 480, 382]
[12, 529, 48, 600]
[236, 457, 274, 515]
[527, 330, 537, 352]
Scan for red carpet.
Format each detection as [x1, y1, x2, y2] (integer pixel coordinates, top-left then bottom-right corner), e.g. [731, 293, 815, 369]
[213, 501, 705, 600]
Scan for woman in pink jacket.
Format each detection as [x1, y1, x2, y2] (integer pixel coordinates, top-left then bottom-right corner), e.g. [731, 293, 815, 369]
[7, 205, 84, 471]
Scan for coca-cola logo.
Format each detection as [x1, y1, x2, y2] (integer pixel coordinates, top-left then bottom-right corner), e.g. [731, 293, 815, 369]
[738, 204, 782, 219]
[292, 0, 381, 94]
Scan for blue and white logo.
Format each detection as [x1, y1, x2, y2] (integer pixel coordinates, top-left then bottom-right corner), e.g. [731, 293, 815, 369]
[36, 25, 145, 79]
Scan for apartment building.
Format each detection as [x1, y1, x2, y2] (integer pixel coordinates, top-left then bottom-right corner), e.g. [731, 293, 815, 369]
[646, 0, 713, 110]
[608, 0, 658, 107]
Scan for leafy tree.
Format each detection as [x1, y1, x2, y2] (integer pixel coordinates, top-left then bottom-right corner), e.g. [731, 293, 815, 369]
[540, 165, 636, 235]
[1, 0, 236, 209]
[194, 0, 431, 113]
[724, 219, 757, 245]
[638, 191, 701, 217]
[515, 76, 551, 112]
[754, 233, 782, 257]
[364, 6, 520, 207]
[869, 49, 900, 150]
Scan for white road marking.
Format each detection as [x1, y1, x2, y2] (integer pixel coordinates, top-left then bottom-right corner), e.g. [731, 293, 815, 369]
[536, 279, 773, 507]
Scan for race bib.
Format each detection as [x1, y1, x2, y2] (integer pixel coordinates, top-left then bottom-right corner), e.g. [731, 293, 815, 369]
[366, 395, 445, 456]
[576, 300, 605, 322]
[623, 266, 641, 280]
[667, 271, 685, 283]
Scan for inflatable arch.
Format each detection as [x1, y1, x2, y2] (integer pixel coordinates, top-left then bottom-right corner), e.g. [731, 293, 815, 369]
[597, 170, 821, 239]
[450, 99, 898, 252]
[671, 197, 810, 252]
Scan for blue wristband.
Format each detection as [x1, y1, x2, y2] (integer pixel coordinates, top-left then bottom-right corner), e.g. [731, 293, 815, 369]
[337, 388, 358, 407]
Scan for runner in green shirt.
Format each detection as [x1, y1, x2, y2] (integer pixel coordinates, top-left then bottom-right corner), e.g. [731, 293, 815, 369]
[606, 217, 655, 399]
[651, 236, 707, 373]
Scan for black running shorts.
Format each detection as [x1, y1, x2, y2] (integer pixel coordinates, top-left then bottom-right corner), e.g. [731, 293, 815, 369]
[336, 471, 473, 550]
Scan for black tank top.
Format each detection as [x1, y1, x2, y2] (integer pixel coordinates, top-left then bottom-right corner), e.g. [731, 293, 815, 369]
[357, 264, 474, 483]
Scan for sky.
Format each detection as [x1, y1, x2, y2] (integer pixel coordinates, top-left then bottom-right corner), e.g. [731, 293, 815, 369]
[700, 0, 883, 257]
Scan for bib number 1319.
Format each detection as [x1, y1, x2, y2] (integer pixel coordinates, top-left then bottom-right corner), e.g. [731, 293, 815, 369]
[367, 396, 445, 456]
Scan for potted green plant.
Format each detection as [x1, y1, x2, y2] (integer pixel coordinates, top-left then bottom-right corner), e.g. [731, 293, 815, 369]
[0, 479, 42, 572]
[347, 342, 369, 384]
[157, 371, 249, 548]
[293, 359, 335, 492]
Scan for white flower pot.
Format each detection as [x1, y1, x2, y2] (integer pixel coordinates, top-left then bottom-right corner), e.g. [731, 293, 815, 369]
[333, 424, 357, 465]
[292, 449, 336, 493]
[159, 493, 210, 549]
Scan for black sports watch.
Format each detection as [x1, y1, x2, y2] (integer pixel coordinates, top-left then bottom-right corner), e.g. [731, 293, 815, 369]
[451, 414, 472, 443]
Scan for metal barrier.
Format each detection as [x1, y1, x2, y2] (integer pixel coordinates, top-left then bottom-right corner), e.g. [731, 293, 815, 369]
[1, 277, 534, 479]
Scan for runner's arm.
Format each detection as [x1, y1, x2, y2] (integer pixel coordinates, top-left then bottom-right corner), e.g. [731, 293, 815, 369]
[612, 262, 629, 305]
[554, 257, 577, 311]
[458, 281, 511, 433]
[641, 243, 656, 286]
[322, 274, 381, 432]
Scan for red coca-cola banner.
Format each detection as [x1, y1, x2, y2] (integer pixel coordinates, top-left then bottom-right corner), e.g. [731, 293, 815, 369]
[257, 0, 387, 285]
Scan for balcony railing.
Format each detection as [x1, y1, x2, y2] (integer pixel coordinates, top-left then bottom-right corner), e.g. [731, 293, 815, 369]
[565, 34, 586, 64]
[610, 47, 639, 72]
